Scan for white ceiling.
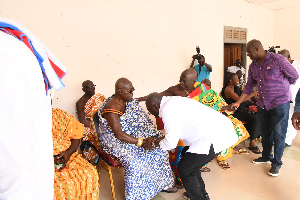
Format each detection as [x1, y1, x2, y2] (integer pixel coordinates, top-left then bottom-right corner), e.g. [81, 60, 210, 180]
[241, 0, 300, 10]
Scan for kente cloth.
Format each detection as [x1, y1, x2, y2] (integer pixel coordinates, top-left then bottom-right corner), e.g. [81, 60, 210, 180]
[0, 18, 67, 93]
[169, 82, 249, 179]
[188, 82, 249, 161]
[82, 93, 106, 160]
[0, 31, 54, 200]
[97, 96, 174, 200]
[52, 108, 99, 200]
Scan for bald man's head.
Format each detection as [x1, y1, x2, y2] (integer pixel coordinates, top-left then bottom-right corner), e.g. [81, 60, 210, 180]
[181, 69, 197, 82]
[115, 78, 131, 92]
[246, 39, 266, 61]
[115, 77, 134, 101]
[179, 69, 197, 90]
[201, 79, 211, 88]
[278, 49, 292, 63]
[146, 92, 162, 117]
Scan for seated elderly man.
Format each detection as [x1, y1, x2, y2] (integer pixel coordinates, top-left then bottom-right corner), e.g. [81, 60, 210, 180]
[52, 108, 99, 199]
[96, 77, 176, 199]
[76, 80, 106, 161]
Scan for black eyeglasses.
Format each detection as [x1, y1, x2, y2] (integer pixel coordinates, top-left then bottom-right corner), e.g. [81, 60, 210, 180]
[85, 85, 96, 89]
[128, 88, 135, 94]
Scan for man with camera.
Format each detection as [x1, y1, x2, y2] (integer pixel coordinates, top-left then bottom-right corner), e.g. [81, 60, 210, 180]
[190, 53, 212, 83]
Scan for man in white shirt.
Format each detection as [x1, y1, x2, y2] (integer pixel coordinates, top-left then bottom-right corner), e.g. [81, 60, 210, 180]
[278, 49, 300, 147]
[227, 59, 246, 87]
[145, 93, 238, 200]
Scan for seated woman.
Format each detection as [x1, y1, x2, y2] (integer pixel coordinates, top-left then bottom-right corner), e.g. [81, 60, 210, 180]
[97, 78, 176, 200]
[221, 73, 262, 154]
[52, 108, 99, 199]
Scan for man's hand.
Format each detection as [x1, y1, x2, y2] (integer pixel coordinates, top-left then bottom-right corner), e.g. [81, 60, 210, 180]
[192, 54, 198, 59]
[292, 112, 300, 130]
[230, 102, 240, 110]
[142, 137, 155, 150]
[220, 105, 236, 112]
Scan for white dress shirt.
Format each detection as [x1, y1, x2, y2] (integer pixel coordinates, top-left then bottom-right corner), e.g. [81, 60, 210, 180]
[158, 96, 238, 155]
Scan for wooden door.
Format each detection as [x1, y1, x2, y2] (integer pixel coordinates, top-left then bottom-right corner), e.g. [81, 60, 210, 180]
[223, 44, 242, 85]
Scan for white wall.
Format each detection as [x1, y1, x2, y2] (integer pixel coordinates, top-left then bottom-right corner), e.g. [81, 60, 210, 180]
[274, 5, 300, 59]
[1, 0, 274, 116]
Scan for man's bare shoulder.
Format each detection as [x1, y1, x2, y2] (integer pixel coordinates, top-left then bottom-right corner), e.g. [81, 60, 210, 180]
[76, 95, 88, 107]
[166, 84, 182, 94]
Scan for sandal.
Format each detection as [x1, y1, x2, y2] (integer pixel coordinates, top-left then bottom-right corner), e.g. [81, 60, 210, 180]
[234, 148, 249, 154]
[200, 166, 211, 172]
[161, 186, 178, 193]
[217, 160, 231, 170]
[248, 146, 262, 154]
[175, 179, 184, 189]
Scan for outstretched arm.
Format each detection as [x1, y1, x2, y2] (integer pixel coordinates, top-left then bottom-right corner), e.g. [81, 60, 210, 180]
[136, 87, 176, 102]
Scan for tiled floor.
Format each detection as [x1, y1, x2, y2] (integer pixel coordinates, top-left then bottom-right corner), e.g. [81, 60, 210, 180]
[98, 133, 300, 200]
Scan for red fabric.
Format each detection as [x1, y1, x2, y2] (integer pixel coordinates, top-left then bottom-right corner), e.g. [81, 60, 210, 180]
[97, 149, 122, 168]
[157, 118, 164, 130]
[188, 87, 201, 98]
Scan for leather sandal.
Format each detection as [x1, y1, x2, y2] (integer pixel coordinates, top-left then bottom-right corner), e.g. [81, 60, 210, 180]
[217, 160, 231, 170]
[234, 148, 249, 154]
[161, 186, 178, 193]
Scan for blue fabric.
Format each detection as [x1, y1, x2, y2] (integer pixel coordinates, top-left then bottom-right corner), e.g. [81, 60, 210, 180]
[294, 88, 300, 112]
[97, 96, 174, 200]
[193, 64, 211, 82]
[257, 101, 290, 167]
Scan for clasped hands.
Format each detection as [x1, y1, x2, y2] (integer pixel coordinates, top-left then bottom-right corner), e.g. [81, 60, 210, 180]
[141, 137, 156, 150]
[54, 151, 71, 171]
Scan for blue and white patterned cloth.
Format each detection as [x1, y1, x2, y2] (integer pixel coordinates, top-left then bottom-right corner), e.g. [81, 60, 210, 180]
[97, 96, 174, 200]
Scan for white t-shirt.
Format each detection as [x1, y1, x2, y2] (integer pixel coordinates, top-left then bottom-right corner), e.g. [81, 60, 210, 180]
[227, 65, 245, 74]
[158, 96, 238, 155]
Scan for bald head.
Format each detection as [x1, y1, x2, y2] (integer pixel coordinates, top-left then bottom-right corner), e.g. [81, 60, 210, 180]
[181, 68, 197, 82]
[246, 39, 266, 62]
[115, 77, 132, 93]
[146, 92, 163, 117]
[201, 79, 211, 88]
[247, 39, 263, 50]
[278, 49, 292, 63]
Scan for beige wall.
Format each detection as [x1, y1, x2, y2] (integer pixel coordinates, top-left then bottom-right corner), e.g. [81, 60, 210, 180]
[274, 5, 300, 59]
[1, 0, 274, 116]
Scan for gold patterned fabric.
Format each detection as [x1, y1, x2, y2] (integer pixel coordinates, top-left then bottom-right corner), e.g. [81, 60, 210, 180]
[52, 108, 99, 200]
[82, 93, 106, 160]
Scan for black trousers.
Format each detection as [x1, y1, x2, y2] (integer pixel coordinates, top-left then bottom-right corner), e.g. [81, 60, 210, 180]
[233, 110, 261, 140]
[177, 144, 219, 200]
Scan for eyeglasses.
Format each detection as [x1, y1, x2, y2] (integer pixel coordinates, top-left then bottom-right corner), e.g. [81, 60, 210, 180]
[247, 46, 256, 55]
[128, 88, 135, 94]
[85, 85, 96, 89]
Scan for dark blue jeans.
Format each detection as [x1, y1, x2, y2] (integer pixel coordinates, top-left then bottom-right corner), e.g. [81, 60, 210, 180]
[257, 101, 290, 167]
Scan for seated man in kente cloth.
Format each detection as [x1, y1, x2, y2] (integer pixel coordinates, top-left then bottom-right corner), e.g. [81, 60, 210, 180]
[137, 68, 249, 187]
[52, 108, 99, 199]
[96, 77, 176, 200]
[76, 80, 106, 162]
